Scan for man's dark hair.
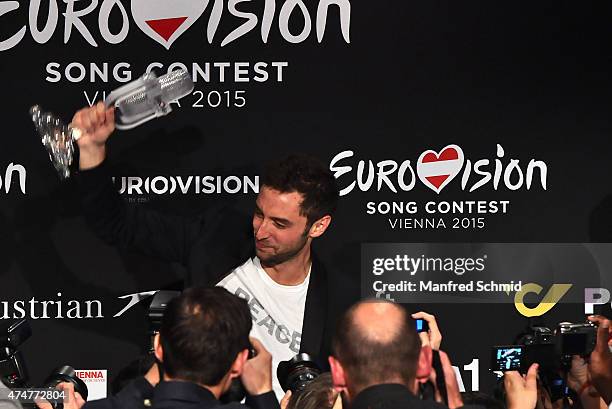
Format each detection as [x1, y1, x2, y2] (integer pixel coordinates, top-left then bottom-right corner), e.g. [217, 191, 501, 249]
[159, 287, 251, 386]
[261, 154, 339, 226]
[332, 301, 420, 391]
[287, 373, 337, 409]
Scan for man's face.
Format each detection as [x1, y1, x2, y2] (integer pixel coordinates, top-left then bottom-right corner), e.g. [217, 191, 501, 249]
[252, 186, 311, 266]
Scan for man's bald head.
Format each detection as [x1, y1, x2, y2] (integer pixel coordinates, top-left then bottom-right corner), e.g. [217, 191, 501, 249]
[351, 300, 406, 343]
[332, 300, 420, 393]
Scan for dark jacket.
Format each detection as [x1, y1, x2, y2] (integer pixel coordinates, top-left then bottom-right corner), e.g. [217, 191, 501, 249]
[152, 381, 278, 409]
[82, 376, 278, 409]
[76, 160, 344, 364]
[83, 377, 154, 409]
[350, 384, 452, 409]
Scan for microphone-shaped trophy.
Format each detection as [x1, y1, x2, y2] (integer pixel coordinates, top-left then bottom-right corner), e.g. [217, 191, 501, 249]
[30, 69, 194, 179]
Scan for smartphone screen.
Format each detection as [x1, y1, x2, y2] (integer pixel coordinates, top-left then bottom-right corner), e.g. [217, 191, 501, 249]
[491, 346, 523, 371]
[416, 318, 429, 333]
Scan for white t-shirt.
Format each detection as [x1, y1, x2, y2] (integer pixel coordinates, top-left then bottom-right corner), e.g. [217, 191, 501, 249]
[217, 257, 310, 401]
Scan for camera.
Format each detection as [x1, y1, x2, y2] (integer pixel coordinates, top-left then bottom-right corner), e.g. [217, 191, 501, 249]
[491, 320, 598, 402]
[557, 322, 597, 356]
[44, 366, 89, 405]
[277, 353, 322, 393]
[521, 326, 555, 346]
[1, 320, 32, 388]
[147, 291, 181, 354]
[0, 319, 88, 408]
[219, 343, 256, 404]
[491, 321, 597, 374]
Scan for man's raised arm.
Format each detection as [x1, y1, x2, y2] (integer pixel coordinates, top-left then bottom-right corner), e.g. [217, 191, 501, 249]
[72, 102, 203, 268]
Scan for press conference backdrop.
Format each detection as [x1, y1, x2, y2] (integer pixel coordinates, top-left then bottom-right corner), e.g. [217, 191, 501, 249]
[1, 0, 612, 396]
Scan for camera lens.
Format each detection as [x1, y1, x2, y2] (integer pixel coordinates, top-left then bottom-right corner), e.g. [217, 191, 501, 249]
[44, 366, 88, 409]
[277, 353, 321, 393]
[285, 365, 321, 393]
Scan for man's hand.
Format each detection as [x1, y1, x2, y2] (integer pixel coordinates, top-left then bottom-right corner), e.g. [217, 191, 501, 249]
[587, 315, 612, 405]
[438, 350, 463, 409]
[70, 102, 115, 170]
[412, 311, 442, 350]
[280, 390, 292, 409]
[567, 355, 590, 394]
[420, 349, 462, 408]
[504, 364, 538, 409]
[240, 337, 273, 396]
[35, 382, 85, 409]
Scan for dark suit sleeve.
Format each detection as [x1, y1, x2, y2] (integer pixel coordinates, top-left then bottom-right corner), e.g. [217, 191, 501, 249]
[244, 392, 280, 409]
[76, 160, 203, 267]
[82, 377, 154, 409]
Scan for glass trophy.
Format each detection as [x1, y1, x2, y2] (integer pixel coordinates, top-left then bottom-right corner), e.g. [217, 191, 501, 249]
[29, 105, 82, 179]
[29, 69, 193, 179]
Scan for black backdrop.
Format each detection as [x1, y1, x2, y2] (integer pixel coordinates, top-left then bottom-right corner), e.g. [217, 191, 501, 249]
[1, 0, 612, 396]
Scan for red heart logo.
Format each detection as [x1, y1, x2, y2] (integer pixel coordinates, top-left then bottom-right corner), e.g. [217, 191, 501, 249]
[416, 145, 464, 193]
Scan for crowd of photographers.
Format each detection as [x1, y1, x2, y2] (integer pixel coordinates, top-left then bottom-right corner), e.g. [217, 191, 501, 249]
[2, 288, 609, 409]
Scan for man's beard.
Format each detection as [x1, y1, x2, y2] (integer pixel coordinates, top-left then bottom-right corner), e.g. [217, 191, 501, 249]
[257, 233, 309, 267]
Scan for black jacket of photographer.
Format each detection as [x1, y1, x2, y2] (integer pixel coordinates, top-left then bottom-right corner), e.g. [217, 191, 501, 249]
[76, 160, 343, 364]
[153, 381, 278, 409]
[351, 384, 483, 409]
[83, 377, 279, 409]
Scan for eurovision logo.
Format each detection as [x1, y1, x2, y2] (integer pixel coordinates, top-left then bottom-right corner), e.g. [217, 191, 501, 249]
[331, 144, 548, 196]
[1, 0, 351, 51]
[331, 144, 549, 229]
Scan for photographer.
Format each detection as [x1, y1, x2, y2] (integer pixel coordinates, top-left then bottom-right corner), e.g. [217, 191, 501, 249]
[569, 315, 612, 408]
[40, 288, 278, 409]
[149, 286, 279, 409]
[501, 314, 612, 409]
[328, 300, 461, 409]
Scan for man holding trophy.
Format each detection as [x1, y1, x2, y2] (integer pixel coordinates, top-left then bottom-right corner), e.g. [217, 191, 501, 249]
[62, 95, 346, 400]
